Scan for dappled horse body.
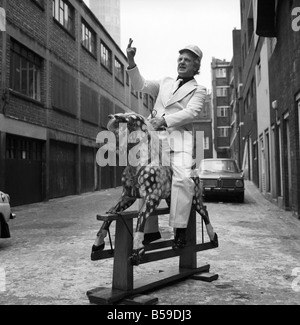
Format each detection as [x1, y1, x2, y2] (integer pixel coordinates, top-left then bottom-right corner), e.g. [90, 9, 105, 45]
[92, 112, 218, 265]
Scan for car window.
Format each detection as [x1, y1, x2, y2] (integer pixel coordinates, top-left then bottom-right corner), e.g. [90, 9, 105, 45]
[200, 160, 240, 173]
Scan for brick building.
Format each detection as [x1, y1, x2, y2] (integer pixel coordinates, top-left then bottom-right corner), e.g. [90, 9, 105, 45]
[0, 0, 154, 206]
[193, 92, 214, 166]
[229, 28, 243, 168]
[211, 57, 233, 159]
[255, 0, 300, 216]
[239, 0, 260, 187]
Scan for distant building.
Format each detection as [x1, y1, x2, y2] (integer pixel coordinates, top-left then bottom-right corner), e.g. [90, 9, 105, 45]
[194, 92, 214, 168]
[89, 0, 121, 47]
[229, 28, 243, 168]
[211, 58, 233, 159]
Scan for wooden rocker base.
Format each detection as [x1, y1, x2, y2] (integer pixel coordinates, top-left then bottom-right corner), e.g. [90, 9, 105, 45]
[87, 208, 218, 305]
[87, 264, 211, 305]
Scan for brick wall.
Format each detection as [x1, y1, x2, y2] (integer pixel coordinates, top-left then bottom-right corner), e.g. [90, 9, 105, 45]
[268, 0, 300, 214]
[0, 0, 140, 203]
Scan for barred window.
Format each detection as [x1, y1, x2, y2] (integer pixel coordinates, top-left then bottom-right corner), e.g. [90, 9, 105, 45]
[217, 106, 229, 117]
[218, 127, 230, 137]
[6, 135, 43, 161]
[52, 0, 75, 34]
[114, 57, 124, 84]
[204, 137, 210, 150]
[100, 42, 112, 72]
[216, 68, 227, 78]
[82, 20, 96, 56]
[216, 87, 228, 97]
[10, 40, 42, 101]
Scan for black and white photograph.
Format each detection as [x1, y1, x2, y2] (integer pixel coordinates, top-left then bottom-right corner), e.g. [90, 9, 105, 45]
[0, 0, 300, 310]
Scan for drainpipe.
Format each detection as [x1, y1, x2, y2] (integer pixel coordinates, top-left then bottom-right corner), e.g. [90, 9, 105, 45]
[0, 1, 8, 114]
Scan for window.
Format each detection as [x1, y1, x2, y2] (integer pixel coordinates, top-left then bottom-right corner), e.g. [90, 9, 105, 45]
[52, 0, 74, 34]
[216, 87, 228, 97]
[126, 71, 129, 85]
[6, 135, 43, 161]
[52, 64, 77, 116]
[143, 93, 148, 107]
[100, 42, 112, 72]
[218, 127, 229, 138]
[269, 37, 277, 56]
[297, 93, 300, 159]
[247, 18, 254, 47]
[10, 40, 42, 101]
[216, 68, 227, 78]
[244, 97, 248, 115]
[257, 59, 261, 85]
[114, 58, 124, 84]
[203, 137, 210, 150]
[217, 106, 229, 117]
[149, 96, 154, 110]
[131, 85, 138, 98]
[81, 20, 96, 56]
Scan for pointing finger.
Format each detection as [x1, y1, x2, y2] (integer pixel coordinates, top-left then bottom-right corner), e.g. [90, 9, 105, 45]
[127, 38, 133, 48]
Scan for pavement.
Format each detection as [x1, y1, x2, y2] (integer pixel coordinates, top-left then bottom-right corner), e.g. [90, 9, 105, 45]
[0, 181, 300, 305]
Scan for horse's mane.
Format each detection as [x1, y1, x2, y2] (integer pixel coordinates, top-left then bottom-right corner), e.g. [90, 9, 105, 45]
[109, 112, 164, 167]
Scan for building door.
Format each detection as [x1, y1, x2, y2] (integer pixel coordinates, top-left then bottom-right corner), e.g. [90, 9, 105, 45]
[265, 131, 271, 193]
[81, 146, 95, 193]
[260, 136, 266, 193]
[5, 134, 44, 207]
[49, 140, 76, 199]
[284, 114, 292, 208]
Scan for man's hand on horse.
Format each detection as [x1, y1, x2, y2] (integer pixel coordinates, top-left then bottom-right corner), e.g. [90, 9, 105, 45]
[150, 117, 167, 131]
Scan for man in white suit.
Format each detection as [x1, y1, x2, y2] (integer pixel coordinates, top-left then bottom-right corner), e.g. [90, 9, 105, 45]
[127, 39, 206, 250]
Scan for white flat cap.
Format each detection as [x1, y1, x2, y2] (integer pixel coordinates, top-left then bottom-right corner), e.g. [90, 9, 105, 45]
[179, 45, 203, 60]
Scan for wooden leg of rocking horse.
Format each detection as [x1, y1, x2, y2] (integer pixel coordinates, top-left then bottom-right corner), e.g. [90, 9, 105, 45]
[179, 210, 197, 269]
[87, 217, 134, 305]
[112, 217, 134, 291]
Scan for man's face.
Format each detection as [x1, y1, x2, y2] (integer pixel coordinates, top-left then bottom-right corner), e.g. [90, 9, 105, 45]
[177, 51, 197, 78]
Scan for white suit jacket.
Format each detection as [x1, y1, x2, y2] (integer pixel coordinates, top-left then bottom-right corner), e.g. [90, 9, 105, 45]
[127, 66, 207, 154]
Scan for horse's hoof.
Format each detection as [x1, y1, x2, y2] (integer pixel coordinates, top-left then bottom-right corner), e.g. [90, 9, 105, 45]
[172, 238, 187, 251]
[143, 231, 162, 245]
[211, 233, 218, 247]
[91, 243, 105, 261]
[129, 248, 145, 266]
[106, 209, 117, 214]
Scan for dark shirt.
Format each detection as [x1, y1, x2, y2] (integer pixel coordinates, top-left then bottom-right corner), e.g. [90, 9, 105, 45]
[174, 76, 194, 92]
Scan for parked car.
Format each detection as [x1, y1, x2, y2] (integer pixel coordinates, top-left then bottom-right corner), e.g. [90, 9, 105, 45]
[198, 159, 245, 203]
[0, 191, 16, 238]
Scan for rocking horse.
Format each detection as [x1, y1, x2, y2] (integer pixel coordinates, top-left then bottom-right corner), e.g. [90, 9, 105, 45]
[92, 112, 218, 266]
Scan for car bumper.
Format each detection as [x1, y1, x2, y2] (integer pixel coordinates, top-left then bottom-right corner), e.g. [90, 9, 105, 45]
[203, 187, 244, 195]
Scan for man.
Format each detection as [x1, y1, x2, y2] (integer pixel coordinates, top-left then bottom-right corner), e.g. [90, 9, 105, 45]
[127, 39, 206, 250]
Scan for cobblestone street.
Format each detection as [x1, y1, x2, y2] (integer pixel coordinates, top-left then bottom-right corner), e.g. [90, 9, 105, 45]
[0, 181, 300, 305]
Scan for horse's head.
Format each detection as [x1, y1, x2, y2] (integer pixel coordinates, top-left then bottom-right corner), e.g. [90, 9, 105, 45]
[106, 113, 158, 166]
[107, 112, 153, 134]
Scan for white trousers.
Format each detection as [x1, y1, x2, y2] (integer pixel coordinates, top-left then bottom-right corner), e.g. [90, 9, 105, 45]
[144, 149, 194, 233]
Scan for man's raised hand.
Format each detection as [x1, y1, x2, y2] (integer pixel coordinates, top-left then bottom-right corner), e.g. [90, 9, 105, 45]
[127, 38, 137, 66]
